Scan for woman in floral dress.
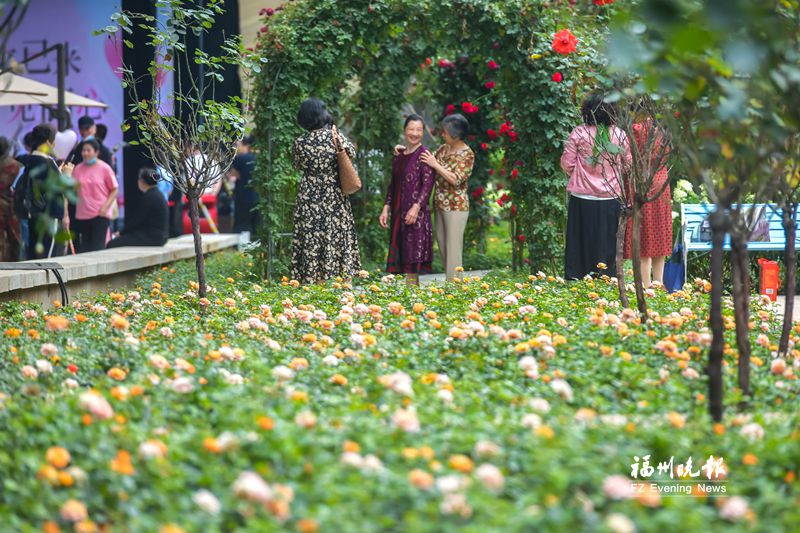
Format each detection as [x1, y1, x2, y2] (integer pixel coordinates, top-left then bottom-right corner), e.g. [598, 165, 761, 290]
[291, 98, 361, 284]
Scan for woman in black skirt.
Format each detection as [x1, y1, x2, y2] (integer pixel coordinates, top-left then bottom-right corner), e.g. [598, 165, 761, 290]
[560, 93, 629, 279]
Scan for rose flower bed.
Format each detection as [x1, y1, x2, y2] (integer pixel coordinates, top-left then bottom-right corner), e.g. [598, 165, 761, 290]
[0, 252, 798, 532]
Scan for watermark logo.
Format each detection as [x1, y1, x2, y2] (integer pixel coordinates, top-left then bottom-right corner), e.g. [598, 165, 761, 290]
[629, 455, 728, 496]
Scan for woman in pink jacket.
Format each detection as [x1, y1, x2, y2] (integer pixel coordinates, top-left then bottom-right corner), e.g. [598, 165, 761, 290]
[560, 93, 629, 279]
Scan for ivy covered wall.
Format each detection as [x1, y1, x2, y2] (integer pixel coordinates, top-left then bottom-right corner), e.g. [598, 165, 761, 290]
[250, 0, 613, 276]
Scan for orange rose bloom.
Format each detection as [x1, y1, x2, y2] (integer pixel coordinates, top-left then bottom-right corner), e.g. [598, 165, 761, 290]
[46, 446, 71, 469]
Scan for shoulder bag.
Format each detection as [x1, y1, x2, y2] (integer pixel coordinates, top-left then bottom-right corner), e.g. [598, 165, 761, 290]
[331, 125, 361, 195]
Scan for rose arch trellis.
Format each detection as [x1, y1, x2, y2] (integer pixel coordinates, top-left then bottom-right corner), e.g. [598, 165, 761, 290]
[249, 0, 613, 277]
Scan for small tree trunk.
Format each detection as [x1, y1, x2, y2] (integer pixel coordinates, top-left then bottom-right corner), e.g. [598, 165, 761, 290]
[706, 210, 727, 422]
[511, 215, 518, 272]
[615, 208, 631, 309]
[187, 191, 207, 299]
[779, 204, 798, 356]
[631, 198, 648, 318]
[730, 232, 751, 398]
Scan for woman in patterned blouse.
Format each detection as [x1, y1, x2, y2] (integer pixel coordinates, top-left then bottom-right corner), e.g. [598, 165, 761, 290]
[420, 114, 475, 281]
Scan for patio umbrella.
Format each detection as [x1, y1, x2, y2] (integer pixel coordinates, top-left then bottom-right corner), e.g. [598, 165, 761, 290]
[0, 72, 107, 108]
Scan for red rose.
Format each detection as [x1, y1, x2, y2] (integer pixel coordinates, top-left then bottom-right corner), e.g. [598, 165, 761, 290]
[67, 364, 78, 373]
[481, 142, 488, 151]
[515, 160, 523, 166]
[487, 60, 500, 70]
[439, 59, 454, 68]
[552, 29, 578, 55]
[488, 169, 495, 176]
[499, 122, 510, 135]
[508, 131, 518, 142]
[426, 57, 432, 66]
[593, 0, 615, 5]
[511, 205, 518, 215]
[485, 81, 495, 89]
[487, 129, 498, 140]
[468, 135, 476, 141]
[510, 168, 518, 179]
[518, 234, 525, 242]
[551, 72, 563, 83]
[471, 186, 484, 199]
[446, 104, 455, 115]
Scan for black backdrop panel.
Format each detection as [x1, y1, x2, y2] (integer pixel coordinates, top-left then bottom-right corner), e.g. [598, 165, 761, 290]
[121, 0, 241, 229]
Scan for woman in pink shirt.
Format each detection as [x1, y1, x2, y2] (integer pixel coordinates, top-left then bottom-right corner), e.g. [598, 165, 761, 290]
[561, 93, 629, 279]
[72, 139, 118, 252]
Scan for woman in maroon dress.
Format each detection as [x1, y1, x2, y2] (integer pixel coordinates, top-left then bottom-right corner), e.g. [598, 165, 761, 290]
[379, 115, 436, 285]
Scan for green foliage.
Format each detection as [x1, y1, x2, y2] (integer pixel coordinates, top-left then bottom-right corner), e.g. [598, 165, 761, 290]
[250, 0, 612, 276]
[608, 0, 800, 208]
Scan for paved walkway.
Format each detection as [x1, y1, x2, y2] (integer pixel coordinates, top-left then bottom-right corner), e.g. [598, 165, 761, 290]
[774, 296, 800, 322]
[420, 270, 490, 284]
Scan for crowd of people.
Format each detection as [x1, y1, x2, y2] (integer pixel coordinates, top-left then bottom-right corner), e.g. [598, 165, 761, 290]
[290, 94, 671, 287]
[1, 98, 672, 285]
[290, 98, 476, 286]
[0, 117, 261, 262]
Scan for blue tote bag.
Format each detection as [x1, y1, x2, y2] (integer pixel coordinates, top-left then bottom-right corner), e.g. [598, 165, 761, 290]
[663, 243, 685, 293]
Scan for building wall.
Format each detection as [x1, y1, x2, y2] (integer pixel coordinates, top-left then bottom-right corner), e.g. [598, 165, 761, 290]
[240, 0, 284, 47]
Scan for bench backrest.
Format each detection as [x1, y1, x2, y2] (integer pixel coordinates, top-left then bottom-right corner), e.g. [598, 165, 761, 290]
[681, 203, 799, 252]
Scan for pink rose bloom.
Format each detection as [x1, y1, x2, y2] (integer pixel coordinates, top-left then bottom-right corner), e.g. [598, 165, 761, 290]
[150, 354, 170, 370]
[392, 407, 420, 433]
[771, 358, 786, 375]
[40, 343, 58, 356]
[473, 440, 502, 457]
[475, 463, 504, 492]
[603, 475, 634, 500]
[79, 391, 114, 419]
[294, 410, 317, 428]
[739, 422, 764, 441]
[171, 377, 194, 394]
[232, 471, 273, 503]
[719, 496, 749, 521]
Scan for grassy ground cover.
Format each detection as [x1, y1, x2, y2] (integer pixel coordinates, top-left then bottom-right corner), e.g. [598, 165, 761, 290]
[0, 252, 797, 532]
